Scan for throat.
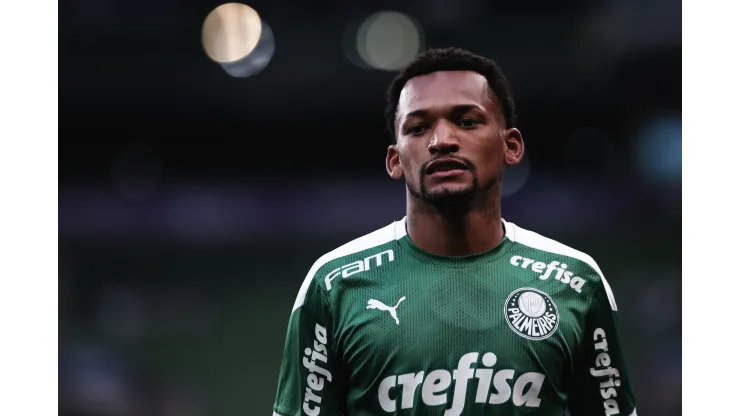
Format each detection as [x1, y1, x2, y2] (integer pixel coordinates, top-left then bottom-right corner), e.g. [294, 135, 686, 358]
[406, 207, 504, 257]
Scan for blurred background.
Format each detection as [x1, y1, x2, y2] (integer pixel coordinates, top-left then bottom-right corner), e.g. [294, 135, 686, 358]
[59, 0, 681, 415]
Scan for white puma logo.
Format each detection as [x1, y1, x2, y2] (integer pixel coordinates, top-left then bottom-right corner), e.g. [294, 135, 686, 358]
[367, 296, 406, 325]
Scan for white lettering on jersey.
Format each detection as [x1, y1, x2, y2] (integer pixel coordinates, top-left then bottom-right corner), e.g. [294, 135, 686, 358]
[509, 255, 587, 293]
[377, 352, 545, 413]
[367, 296, 406, 325]
[590, 328, 623, 416]
[302, 324, 332, 416]
[325, 250, 395, 291]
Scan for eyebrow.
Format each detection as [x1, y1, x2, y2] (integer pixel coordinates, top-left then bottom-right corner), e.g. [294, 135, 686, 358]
[403, 104, 485, 121]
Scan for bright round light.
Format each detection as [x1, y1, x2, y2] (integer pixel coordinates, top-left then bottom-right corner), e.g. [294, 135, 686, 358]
[218, 21, 275, 78]
[202, 3, 262, 63]
[356, 11, 423, 70]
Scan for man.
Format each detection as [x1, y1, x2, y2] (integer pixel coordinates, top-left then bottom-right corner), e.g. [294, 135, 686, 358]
[272, 47, 637, 416]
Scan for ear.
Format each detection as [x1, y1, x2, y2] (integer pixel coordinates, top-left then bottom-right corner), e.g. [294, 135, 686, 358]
[386, 144, 404, 180]
[503, 128, 525, 167]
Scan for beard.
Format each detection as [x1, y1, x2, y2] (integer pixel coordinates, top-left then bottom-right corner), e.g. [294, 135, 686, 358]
[407, 174, 478, 205]
[406, 160, 501, 212]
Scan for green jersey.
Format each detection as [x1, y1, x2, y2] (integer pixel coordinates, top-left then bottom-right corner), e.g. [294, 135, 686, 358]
[272, 218, 637, 416]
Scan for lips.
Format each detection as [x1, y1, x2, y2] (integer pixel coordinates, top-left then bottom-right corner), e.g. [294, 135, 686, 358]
[425, 158, 470, 174]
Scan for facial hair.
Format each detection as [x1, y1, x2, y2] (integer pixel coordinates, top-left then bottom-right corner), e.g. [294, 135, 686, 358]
[406, 160, 502, 216]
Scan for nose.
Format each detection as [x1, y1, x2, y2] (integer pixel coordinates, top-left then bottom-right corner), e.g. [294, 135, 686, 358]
[428, 122, 460, 155]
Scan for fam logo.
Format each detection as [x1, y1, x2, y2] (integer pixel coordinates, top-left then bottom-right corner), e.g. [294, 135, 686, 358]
[505, 288, 559, 341]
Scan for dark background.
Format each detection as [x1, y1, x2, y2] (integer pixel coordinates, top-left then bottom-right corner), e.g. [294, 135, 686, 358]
[59, 0, 681, 415]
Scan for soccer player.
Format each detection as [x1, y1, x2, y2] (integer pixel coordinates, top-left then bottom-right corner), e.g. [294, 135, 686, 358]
[272, 47, 637, 416]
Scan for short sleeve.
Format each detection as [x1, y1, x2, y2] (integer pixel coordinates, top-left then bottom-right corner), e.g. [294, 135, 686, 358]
[567, 280, 638, 416]
[273, 278, 344, 416]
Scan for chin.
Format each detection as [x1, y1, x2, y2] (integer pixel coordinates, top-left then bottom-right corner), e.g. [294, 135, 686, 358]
[422, 185, 477, 205]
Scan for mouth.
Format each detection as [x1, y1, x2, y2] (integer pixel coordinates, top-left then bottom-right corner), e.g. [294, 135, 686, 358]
[425, 158, 470, 177]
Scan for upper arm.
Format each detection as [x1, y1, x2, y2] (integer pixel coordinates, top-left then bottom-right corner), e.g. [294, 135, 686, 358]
[567, 278, 638, 416]
[272, 277, 345, 416]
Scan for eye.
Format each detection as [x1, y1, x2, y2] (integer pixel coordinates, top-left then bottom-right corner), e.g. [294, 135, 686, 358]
[459, 118, 481, 128]
[406, 125, 428, 136]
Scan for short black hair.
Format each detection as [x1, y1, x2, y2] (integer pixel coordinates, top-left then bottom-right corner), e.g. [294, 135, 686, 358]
[384, 47, 517, 141]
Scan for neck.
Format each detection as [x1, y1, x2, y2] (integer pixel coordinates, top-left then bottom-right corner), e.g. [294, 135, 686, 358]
[405, 193, 504, 257]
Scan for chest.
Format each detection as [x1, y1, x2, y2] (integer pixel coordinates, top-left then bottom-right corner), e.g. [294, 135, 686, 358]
[333, 264, 587, 377]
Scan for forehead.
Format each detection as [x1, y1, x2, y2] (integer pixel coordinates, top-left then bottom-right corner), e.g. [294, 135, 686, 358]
[398, 70, 493, 116]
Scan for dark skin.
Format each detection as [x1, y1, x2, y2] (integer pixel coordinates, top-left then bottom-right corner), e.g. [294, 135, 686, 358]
[386, 70, 525, 257]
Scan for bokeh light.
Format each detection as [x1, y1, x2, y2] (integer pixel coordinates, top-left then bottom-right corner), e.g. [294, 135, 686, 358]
[219, 21, 275, 78]
[202, 3, 274, 77]
[633, 115, 681, 187]
[202, 3, 262, 64]
[354, 11, 424, 71]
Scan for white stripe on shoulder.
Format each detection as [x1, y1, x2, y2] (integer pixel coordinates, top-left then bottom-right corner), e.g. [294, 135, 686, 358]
[503, 219, 618, 311]
[291, 218, 408, 312]
[272, 412, 286, 416]
[628, 409, 637, 416]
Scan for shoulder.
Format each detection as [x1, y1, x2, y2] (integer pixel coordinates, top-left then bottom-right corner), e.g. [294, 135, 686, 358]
[291, 218, 407, 312]
[504, 219, 618, 311]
